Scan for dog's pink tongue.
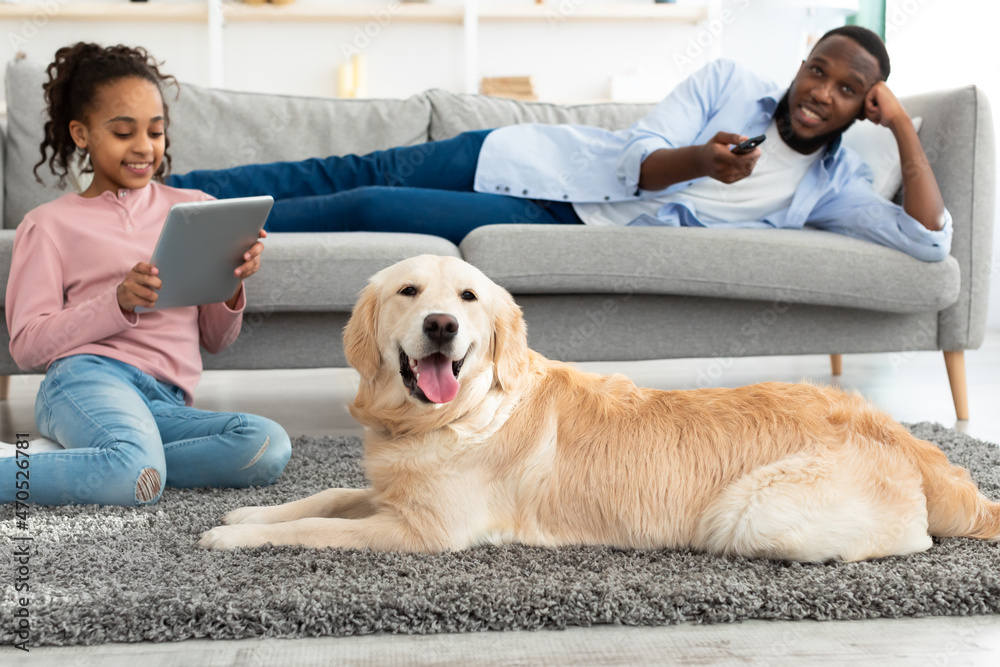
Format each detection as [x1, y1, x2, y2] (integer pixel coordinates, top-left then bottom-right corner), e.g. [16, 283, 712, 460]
[416, 354, 460, 403]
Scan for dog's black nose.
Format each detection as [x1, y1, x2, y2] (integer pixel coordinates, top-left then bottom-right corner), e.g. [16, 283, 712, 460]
[423, 313, 459, 344]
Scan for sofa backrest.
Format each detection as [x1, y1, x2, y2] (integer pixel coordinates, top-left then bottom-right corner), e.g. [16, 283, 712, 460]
[424, 88, 655, 141]
[3, 57, 433, 229]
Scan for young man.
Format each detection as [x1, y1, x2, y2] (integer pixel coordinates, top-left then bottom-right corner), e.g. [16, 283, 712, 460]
[168, 26, 950, 262]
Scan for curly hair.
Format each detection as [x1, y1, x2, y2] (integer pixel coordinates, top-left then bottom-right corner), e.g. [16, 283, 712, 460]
[33, 42, 178, 188]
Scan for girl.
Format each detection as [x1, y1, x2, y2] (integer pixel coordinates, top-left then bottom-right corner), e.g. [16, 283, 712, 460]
[1, 43, 291, 506]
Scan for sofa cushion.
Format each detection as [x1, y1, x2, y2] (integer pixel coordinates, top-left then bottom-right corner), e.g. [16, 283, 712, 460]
[244, 232, 461, 312]
[0, 119, 6, 227]
[426, 88, 654, 140]
[4, 58, 64, 230]
[460, 225, 960, 314]
[0, 229, 12, 306]
[841, 117, 923, 200]
[3, 57, 432, 229]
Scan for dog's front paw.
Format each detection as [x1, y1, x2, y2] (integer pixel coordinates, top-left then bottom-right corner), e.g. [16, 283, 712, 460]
[199, 524, 271, 550]
[223, 506, 271, 525]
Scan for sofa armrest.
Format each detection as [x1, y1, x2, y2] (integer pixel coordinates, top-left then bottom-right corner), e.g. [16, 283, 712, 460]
[903, 85, 995, 350]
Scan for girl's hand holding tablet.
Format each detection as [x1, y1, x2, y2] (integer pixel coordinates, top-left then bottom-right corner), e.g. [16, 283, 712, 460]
[118, 262, 162, 314]
[227, 229, 268, 309]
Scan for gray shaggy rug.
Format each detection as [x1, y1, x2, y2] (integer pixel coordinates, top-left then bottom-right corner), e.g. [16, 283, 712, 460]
[1, 422, 998, 646]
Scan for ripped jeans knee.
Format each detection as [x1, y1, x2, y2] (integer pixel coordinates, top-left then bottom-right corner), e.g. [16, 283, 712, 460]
[134, 466, 163, 504]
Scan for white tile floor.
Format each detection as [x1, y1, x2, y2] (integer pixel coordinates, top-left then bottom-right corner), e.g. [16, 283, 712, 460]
[4, 331, 1000, 665]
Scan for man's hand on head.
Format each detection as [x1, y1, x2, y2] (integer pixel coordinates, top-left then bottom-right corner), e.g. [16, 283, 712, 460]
[863, 82, 944, 232]
[863, 82, 909, 130]
[699, 132, 762, 184]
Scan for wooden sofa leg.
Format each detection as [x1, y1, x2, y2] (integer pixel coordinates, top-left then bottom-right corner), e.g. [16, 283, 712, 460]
[0, 375, 9, 401]
[830, 354, 842, 376]
[943, 350, 969, 421]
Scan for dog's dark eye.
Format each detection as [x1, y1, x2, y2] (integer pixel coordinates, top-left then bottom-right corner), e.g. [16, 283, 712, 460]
[399, 285, 418, 297]
[461, 290, 477, 301]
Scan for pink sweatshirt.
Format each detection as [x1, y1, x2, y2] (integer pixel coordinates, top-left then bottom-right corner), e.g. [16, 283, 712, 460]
[5, 182, 246, 405]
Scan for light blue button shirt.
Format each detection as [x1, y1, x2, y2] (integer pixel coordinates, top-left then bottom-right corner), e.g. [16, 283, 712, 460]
[473, 58, 952, 262]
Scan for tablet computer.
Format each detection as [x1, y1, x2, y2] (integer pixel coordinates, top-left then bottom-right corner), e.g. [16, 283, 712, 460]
[136, 195, 274, 312]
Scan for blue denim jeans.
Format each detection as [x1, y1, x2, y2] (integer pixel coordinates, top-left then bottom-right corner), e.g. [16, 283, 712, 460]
[165, 129, 582, 244]
[0, 354, 291, 506]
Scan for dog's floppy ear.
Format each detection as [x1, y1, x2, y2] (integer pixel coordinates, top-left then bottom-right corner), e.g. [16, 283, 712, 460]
[491, 287, 530, 392]
[343, 282, 382, 379]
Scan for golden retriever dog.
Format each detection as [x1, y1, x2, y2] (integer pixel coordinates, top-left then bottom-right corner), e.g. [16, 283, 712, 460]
[200, 255, 1000, 561]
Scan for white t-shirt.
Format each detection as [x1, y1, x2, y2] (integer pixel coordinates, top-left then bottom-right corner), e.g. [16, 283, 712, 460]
[573, 120, 822, 227]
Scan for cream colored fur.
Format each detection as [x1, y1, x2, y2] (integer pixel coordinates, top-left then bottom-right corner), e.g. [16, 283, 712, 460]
[200, 255, 1000, 561]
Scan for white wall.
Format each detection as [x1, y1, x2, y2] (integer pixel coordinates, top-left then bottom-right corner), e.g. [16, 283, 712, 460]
[0, 0, 997, 326]
[0, 0, 859, 104]
[0, 0, 719, 103]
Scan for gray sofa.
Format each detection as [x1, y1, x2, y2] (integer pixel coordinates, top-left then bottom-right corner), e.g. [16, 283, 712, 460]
[0, 56, 994, 419]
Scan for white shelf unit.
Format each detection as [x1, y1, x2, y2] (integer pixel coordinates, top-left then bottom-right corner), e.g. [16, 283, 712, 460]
[0, 1, 713, 92]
